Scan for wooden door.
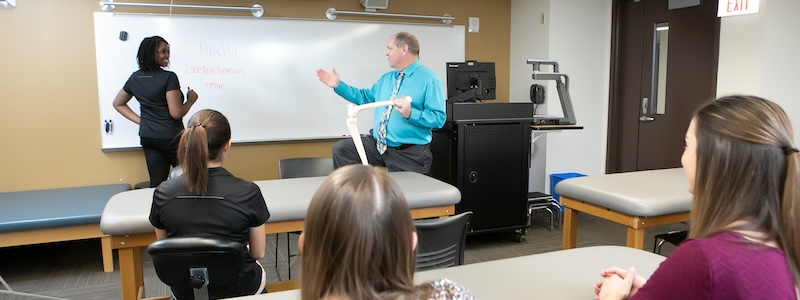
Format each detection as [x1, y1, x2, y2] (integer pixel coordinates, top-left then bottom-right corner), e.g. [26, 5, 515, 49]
[607, 0, 719, 173]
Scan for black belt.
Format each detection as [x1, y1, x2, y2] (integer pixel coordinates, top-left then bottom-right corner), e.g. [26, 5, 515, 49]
[393, 144, 416, 150]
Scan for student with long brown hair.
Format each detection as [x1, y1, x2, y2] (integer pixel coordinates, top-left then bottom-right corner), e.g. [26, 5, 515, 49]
[595, 95, 800, 299]
[298, 165, 475, 300]
[149, 109, 269, 299]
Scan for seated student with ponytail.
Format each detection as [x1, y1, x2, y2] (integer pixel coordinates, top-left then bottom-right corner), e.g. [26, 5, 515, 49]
[594, 95, 800, 300]
[149, 109, 270, 299]
[298, 164, 476, 300]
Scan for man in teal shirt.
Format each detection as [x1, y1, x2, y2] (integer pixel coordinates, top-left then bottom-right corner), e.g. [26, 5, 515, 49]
[317, 32, 446, 173]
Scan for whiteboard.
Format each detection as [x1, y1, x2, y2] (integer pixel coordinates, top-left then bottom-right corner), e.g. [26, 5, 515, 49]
[93, 12, 465, 150]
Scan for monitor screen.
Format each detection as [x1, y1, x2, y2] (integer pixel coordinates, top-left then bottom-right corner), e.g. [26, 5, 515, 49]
[445, 61, 496, 102]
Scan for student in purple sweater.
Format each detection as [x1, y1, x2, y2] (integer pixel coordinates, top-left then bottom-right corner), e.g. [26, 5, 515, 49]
[595, 95, 800, 300]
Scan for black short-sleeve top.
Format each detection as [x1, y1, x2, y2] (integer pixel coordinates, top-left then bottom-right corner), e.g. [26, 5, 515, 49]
[150, 167, 270, 299]
[149, 167, 270, 245]
[123, 69, 185, 139]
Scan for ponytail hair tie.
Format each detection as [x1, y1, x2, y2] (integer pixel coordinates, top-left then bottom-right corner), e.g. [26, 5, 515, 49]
[193, 123, 203, 128]
[783, 146, 799, 155]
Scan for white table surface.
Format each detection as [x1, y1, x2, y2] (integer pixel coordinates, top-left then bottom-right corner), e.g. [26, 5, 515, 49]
[100, 172, 461, 236]
[228, 245, 666, 300]
[555, 168, 692, 217]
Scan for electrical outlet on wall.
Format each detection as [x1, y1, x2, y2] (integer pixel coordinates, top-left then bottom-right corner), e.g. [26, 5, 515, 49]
[468, 17, 480, 33]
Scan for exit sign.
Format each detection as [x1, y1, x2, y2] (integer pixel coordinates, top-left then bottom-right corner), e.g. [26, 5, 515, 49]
[718, 0, 759, 17]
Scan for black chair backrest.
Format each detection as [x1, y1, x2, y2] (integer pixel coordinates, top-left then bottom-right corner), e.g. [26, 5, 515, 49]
[277, 157, 333, 279]
[414, 211, 473, 271]
[278, 157, 334, 179]
[147, 237, 245, 288]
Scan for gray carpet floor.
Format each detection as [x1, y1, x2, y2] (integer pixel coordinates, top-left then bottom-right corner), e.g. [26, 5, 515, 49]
[0, 213, 688, 299]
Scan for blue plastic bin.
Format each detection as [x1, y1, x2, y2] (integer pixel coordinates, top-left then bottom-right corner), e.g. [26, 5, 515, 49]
[550, 172, 587, 201]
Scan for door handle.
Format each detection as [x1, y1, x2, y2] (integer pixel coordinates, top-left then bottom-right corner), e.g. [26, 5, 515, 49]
[639, 97, 654, 121]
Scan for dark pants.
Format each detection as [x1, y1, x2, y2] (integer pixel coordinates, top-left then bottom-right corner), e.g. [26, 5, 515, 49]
[141, 137, 179, 188]
[332, 135, 432, 173]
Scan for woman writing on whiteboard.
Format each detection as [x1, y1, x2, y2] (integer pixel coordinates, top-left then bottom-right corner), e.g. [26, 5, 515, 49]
[113, 36, 198, 187]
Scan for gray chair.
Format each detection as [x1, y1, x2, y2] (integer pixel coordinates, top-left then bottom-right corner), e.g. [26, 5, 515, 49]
[414, 211, 473, 271]
[1, 275, 67, 300]
[169, 165, 184, 180]
[653, 230, 688, 254]
[275, 157, 334, 278]
[133, 165, 183, 190]
[278, 157, 335, 179]
[527, 192, 562, 231]
[147, 237, 244, 300]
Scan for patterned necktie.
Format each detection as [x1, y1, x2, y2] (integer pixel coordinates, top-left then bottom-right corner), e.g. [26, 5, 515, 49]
[377, 72, 404, 155]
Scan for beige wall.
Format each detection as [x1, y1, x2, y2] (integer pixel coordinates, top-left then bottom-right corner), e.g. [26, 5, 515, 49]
[0, 0, 510, 192]
[716, 0, 766, 96]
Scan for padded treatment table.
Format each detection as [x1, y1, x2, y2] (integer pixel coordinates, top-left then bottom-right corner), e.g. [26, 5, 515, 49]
[555, 168, 692, 249]
[0, 184, 131, 273]
[227, 245, 667, 300]
[100, 172, 461, 300]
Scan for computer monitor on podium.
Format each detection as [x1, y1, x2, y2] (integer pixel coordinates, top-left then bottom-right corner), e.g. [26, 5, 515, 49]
[445, 61, 496, 102]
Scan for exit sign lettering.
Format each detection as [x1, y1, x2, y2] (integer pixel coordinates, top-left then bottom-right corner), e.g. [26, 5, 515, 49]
[718, 0, 760, 17]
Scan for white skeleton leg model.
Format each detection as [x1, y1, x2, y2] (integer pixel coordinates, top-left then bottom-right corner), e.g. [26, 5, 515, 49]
[345, 96, 412, 165]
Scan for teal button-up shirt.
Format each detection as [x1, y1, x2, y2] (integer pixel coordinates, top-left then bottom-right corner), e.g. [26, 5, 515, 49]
[333, 60, 446, 147]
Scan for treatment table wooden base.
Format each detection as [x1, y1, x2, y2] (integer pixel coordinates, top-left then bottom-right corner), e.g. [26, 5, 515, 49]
[100, 172, 461, 300]
[555, 168, 692, 249]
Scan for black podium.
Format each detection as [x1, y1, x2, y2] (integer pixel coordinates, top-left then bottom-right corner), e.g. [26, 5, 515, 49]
[430, 102, 534, 241]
